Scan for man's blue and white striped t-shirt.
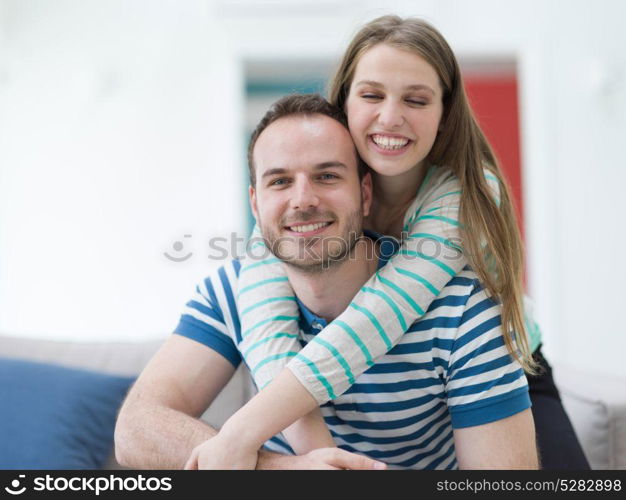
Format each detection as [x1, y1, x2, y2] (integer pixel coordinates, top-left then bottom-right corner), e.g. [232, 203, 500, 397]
[174, 237, 531, 470]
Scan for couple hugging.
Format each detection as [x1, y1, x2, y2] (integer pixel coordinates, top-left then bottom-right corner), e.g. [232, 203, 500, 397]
[115, 15, 588, 470]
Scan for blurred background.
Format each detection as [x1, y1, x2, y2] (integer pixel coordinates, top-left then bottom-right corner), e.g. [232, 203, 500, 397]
[1, 0, 624, 375]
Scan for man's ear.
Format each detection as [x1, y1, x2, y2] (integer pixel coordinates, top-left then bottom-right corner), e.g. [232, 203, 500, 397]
[249, 185, 259, 221]
[361, 172, 373, 217]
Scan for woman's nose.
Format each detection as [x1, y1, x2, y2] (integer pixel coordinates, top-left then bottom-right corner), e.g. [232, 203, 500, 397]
[377, 100, 404, 129]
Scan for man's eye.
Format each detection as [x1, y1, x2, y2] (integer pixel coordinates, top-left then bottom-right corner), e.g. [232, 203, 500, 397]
[270, 178, 290, 186]
[319, 173, 338, 180]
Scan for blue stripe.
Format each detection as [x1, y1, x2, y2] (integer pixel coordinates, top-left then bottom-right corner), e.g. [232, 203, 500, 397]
[396, 428, 453, 467]
[185, 299, 223, 324]
[174, 317, 241, 368]
[421, 438, 456, 469]
[449, 386, 531, 429]
[448, 336, 505, 373]
[331, 405, 448, 445]
[447, 369, 525, 399]
[218, 267, 241, 343]
[451, 315, 502, 353]
[363, 358, 447, 375]
[451, 354, 514, 381]
[460, 296, 498, 326]
[344, 376, 443, 397]
[202, 278, 223, 324]
[333, 390, 444, 413]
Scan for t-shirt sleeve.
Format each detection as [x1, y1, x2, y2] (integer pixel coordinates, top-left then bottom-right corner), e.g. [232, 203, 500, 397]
[173, 270, 242, 368]
[444, 280, 530, 429]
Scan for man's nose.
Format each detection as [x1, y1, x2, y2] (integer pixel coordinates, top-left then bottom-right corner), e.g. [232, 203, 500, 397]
[377, 100, 404, 129]
[289, 178, 320, 210]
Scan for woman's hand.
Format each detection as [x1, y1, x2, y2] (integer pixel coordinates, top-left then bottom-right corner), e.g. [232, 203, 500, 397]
[184, 433, 258, 470]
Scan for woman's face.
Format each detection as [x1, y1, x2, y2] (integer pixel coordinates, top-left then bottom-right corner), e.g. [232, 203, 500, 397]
[345, 43, 444, 177]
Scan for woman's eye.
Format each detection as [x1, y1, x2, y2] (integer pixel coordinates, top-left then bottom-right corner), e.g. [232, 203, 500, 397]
[361, 93, 382, 100]
[406, 98, 427, 106]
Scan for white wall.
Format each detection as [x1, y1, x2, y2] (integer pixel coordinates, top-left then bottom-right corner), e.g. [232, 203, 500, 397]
[1, 0, 625, 375]
[0, 0, 246, 341]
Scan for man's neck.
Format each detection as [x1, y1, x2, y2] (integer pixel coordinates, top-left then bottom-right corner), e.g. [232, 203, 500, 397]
[284, 237, 379, 322]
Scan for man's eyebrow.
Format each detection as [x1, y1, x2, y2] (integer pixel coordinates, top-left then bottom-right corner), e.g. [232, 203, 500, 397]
[355, 80, 436, 96]
[315, 162, 348, 170]
[262, 163, 347, 179]
[261, 168, 287, 179]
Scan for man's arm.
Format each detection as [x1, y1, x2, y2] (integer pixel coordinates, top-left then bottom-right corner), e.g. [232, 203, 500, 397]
[114, 334, 235, 469]
[453, 408, 538, 469]
[115, 334, 385, 470]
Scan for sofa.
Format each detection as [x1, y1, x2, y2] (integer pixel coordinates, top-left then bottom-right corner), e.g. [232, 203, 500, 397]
[1, 334, 624, 469]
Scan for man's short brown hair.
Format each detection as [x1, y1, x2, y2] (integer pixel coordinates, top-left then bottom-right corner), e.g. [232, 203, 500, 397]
[247, 93, 368, 186]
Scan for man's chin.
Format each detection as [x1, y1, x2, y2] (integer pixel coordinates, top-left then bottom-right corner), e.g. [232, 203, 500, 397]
[281, 257, 341, 274]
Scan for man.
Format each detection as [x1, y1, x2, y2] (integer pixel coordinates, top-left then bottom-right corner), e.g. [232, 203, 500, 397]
[115, 94, 538, 469]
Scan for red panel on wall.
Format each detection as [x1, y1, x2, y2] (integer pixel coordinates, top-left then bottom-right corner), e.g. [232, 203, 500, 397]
[464, 74, 524, 242]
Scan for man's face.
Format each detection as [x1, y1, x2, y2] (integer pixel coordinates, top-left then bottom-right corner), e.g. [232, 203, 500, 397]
[250, 114, 372, 273]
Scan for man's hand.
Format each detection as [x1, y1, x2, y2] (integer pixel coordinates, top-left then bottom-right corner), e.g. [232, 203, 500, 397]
[184, 433, 258, 470]
[259, 447, 388, 470]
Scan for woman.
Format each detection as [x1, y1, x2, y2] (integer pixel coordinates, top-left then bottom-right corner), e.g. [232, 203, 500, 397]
[190, 15, 588, 470]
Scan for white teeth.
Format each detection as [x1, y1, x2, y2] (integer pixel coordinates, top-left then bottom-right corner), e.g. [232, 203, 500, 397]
[372, 134, 409, 149]
[289, 222, 330, 233]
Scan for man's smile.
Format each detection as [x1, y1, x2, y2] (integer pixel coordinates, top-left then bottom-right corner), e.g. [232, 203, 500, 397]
[284, 221, 334, 236]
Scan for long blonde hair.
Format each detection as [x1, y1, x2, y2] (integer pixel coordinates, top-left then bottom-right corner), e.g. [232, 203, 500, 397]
[329, 15, 536, 373]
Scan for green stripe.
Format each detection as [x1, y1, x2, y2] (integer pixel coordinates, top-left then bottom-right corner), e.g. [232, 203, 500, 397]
[415, 214, 461, 227]
[417, 165, 438, 197]
[312, 336, 357, 384]
[425, 205, 459, 214]
[243, 333, 299, 358]
[328, 322, 374, 368]
[377, 271, 425, 316]
[240, 296, 297, 316]
[251, 351, 298, 376]
[238, 276, 289, 296]
[408, 232, 463, 252]
[242, 315, 300, 338]
[240, 257, 281, 274]
[348, 302, 393, 350]
[430, 190, 462, 204]
[484, 173, 498, 183]
[294, 353, 336, 400]
[398, 250, 456, 277]
[393, 267, 439, 296]
[361, 287, 407, 331]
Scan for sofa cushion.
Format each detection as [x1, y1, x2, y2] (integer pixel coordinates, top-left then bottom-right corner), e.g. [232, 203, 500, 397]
[0, 357, 134, 469]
